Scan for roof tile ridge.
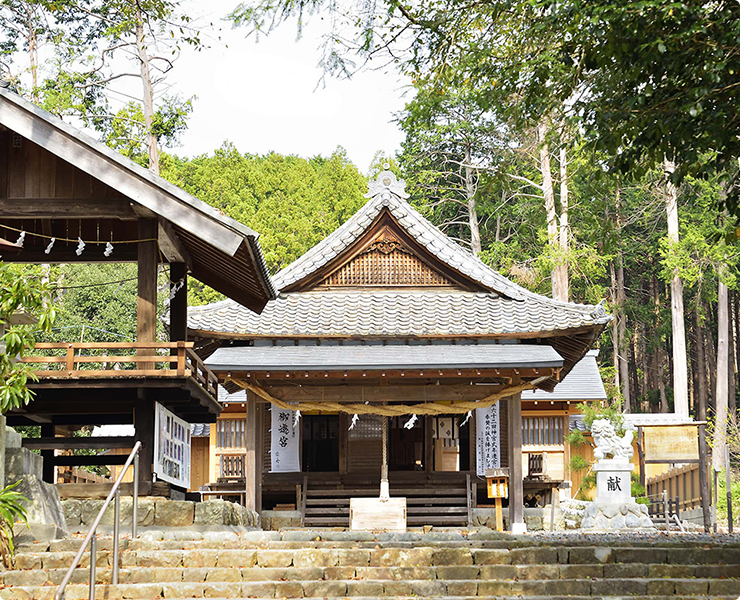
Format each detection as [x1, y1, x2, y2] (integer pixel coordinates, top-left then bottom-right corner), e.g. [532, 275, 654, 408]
[272, 192, 386, 291]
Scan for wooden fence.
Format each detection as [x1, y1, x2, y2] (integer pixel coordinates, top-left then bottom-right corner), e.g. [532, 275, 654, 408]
[57, 467, 109, 484]
[646, 463, 703, 511]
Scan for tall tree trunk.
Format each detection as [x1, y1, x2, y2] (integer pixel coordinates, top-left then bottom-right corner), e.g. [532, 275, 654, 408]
[695, 302, 708, 421]
[706, 315, 717, 411]
[617, 258, 630, 412]
[539, 121, 559, 299]
[714, 276, 729, 470]
[135, 8, 160, 175]
[610, 261, 620, 392]
[556, 143, 569, 301]
[651, 275, 669, 412]
[729, 292, 736, 414]
[664, 158, 689, 416]
[464, 143, 481, 256]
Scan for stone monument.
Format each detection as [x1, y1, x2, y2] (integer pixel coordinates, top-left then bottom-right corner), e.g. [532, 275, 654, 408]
[581, 419, 653, 530]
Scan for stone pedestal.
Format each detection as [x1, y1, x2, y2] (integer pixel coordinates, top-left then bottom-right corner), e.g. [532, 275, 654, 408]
[582, 460, 654, 530]
[594, 460, 633, 504]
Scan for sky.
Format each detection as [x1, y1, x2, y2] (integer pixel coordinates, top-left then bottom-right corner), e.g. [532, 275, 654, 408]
[157, 0, 411, 174]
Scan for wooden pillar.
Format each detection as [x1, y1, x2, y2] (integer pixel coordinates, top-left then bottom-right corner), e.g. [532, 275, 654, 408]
[169, 262, 188, 342]
[209, 419, 218, 484]
[339, 413, 348, 475]
[134, 393, 155, 486]
[507, 392, 526, 533]
[41, 424, 55, 484]
[137, 219, 158, 347]
[244, 394, 262, 513]
[424, 416, 434, 472]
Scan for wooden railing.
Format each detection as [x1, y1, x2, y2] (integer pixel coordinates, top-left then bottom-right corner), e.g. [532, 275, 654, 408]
[21, 341, 218, 400]
[219, 454, 246, 480]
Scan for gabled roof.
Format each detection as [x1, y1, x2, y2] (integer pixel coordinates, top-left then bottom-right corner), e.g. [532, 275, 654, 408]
[274, 171, 527, 298]
[188, 170, 611, 391]
[0, 87, 276, 311]
[522, 350, 606, 401]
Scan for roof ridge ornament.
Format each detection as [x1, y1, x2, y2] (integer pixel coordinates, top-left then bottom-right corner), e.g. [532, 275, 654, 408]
[365, 168, 410, 200]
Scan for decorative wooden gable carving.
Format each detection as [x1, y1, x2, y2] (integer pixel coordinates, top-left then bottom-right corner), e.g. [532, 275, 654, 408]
[321, 225, 455, 287]
[286, 209, 485, 291]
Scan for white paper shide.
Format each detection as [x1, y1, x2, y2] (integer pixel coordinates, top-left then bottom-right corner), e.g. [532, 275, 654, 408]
[154, 402, 191, 488]
[270, 406, 300, 472]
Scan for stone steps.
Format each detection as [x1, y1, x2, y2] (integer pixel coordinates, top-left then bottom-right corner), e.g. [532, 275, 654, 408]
[3, 579, 740, 600]
[4, 563, 740, 585]
[3, 532, 739, 599]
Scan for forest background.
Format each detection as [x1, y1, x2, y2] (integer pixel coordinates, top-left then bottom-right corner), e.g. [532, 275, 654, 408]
[1, 0, 739, 479]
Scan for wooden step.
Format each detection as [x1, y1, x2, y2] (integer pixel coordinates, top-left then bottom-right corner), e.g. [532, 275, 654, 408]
[306, 488, 466, 497]
[305, 496, 467, 506]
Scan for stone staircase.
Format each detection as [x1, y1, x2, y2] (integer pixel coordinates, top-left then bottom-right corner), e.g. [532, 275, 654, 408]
[1, 529, 739, 599]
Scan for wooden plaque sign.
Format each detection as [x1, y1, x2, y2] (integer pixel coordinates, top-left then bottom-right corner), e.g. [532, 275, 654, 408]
[643, 425, 699, 463]
[349, 497, 406, 532]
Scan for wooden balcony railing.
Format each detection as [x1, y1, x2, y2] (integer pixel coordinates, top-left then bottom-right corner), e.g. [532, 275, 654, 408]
[219, 454, 246, 480]
[21, 341, 218, 400]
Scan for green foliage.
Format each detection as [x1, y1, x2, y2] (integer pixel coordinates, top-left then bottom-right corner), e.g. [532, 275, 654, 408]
[564, 429, 586, 448]
[161, 144, 368, 280]
[568, 455, 590, 472]
[576, 401, 625, 435]
[631, 472, 649, 505]
[715, 469, 740, 526]
[0, 480, 28, 568]
[0, 264, 55, 413]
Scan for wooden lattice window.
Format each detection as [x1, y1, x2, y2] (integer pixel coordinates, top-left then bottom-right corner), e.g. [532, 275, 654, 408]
[216, 419, 246, 449]
[522, 416, 564, 446]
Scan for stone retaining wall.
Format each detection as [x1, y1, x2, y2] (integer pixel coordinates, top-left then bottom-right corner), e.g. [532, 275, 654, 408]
[62, 498, 259, 531]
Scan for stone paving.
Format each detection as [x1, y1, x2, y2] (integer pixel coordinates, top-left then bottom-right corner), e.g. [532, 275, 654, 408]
[0, 529, 738, 599]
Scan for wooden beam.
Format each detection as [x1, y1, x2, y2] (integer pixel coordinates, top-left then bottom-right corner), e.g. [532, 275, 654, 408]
[0, 198, 135, 218]
[230, 368, 551, 382]
[266, 383, 509, 403]
[52, 455, 129, 467]
[158, 220, 192, 268]
[23, 436, 135, 450]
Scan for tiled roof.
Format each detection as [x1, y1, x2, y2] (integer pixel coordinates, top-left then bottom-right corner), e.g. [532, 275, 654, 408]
[190, 423, 211, 437]
[189, 170, 609, 338]
[522, 350, 606, 401]
[274, 171, 525, 299]
[205, 342, 564, 372]
[188, 289, 609, 338]
[569, 412, 695, 431]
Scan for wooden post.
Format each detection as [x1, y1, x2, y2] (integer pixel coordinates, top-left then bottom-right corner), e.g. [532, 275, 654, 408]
[208, 419, 218, 484]
[134, 395, 155, 486]
[424, 416, 433, 472]
[726, 445, 734, 534]
[243, 393, 262, 513]
[339, 413, 348, 475]
[137, 219, 158, 370]
[698, 423, 711, 532]
[637, 427, 646, 489]
[507, 392, 525, 533]
[169, 262, 188, 342]
[40, 424, 55, 483]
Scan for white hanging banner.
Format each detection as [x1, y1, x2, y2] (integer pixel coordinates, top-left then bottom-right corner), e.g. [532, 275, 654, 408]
[153, 402, 191, 488]
[270, 406, 300, 472]
[476, 404, 501, 477]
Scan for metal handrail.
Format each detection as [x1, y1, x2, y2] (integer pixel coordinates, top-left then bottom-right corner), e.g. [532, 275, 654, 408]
[56, 441, 142, 600]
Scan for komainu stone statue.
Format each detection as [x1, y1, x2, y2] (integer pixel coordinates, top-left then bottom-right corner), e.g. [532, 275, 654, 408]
[591, 418, 634, 463]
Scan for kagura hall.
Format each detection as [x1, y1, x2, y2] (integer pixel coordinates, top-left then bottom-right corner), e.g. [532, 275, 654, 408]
[188, 170, 610, 533]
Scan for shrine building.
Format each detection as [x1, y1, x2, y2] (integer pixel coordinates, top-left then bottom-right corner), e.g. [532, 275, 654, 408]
[188, 170, 611, 532]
